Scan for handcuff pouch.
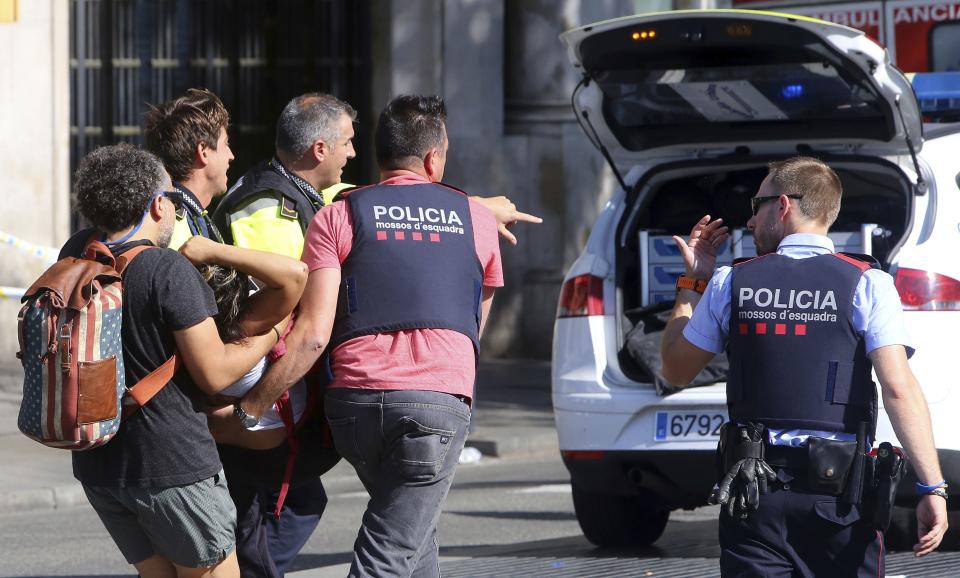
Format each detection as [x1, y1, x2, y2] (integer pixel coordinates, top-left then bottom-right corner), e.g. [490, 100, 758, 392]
[806, 436, 857, 496]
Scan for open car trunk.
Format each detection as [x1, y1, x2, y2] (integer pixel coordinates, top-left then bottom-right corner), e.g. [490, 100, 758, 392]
[615, 156, 914, 391]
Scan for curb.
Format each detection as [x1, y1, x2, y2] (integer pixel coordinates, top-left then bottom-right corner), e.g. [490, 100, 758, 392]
[0, 483, 88, 515]
[467, 430, 559, 459]
[0, 433, 560, 516]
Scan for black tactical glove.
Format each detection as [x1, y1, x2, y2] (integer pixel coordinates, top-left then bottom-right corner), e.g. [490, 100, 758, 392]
[708, 423, 777, 518]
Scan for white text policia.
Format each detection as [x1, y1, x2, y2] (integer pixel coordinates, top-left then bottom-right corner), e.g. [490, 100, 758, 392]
[737, 288, 839, 323]
[373, 205, 465, 235]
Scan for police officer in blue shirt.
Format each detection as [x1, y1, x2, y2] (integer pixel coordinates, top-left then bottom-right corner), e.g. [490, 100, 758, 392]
[660, 157, 947, 576]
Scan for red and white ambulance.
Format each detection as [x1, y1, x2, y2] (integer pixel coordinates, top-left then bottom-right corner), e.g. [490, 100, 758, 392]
[733, 0, 960, 72]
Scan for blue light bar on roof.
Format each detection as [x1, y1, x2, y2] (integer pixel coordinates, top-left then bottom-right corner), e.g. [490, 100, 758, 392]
[781, 84, 804, 99]
[910, 72, 960, 115]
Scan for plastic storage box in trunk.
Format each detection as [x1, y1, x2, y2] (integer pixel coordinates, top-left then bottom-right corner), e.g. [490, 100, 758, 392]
[637, 227, 878, 306]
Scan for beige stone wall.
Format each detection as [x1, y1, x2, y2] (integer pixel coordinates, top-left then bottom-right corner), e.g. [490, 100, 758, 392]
[0, 0, 70, 387]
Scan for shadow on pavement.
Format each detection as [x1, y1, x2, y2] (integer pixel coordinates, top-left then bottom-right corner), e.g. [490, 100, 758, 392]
[451, 478, 568, 491]
[440, 519, 722, 560]
[287, 552, 353, 573]
[446, 510, 577, 522]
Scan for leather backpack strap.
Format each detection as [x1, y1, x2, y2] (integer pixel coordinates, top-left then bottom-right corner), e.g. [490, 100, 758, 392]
[82, 233, 116, 267]
[123, 355, 178, 417]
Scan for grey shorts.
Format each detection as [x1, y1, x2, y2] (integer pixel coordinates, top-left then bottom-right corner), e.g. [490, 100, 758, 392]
[83, 469, 236, 568]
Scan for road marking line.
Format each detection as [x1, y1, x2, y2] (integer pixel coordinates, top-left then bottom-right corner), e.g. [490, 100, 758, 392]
[332, 491, 369, 500]
[513, 484, 572, 494]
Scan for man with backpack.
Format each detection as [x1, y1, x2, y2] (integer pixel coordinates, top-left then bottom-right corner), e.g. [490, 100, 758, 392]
[55, 144, 279, 578]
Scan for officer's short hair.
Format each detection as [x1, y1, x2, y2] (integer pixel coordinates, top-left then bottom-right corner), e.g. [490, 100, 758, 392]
[144, 88, 229, 184]
[766, 157, 842, 227]
[74, 143, 166, 234]
[375, 95, 446, 170]
[275, 93, 357, 159]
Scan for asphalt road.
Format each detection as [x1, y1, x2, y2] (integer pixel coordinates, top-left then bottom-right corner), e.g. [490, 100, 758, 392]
[3, 455, 960, 577]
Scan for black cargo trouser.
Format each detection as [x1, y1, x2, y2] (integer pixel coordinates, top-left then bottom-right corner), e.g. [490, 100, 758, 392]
[719, 476, 884, 578]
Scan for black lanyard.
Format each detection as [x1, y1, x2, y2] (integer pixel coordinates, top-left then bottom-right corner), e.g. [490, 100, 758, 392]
[269, 158, 325, 212]
[173, 183, 223, 242]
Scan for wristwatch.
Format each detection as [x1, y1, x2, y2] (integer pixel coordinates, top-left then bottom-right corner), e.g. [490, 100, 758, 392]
[928, 487, 949, 500]
[234, 403, 260, 430]
[676, 275, 708, 294]
[916, 480, 949, 500]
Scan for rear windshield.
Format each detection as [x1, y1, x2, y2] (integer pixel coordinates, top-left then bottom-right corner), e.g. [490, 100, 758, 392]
[577, 16, 896, 151]
[597, 62, 884, 126]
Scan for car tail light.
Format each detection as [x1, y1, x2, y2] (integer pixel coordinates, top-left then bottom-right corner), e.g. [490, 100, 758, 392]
[561, 450, 605, 460]
[894, 268, 960, 310]
[557, 274, 604, 318]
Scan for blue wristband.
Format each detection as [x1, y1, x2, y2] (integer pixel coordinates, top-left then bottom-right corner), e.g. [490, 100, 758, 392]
[915, 480, 947, 495]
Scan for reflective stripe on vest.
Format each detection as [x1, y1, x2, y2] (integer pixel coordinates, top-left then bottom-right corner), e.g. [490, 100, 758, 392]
[214, 161, 325, 250]
[322, 182, 354, 205]
[229, 201, 306, 259]
[168, 217, 193, 251]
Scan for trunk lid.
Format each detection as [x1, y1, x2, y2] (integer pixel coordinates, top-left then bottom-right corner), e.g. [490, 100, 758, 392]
[561, 9, 922, 160]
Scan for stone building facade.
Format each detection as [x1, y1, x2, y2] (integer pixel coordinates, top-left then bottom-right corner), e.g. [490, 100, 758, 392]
[0, 1, 728, 386]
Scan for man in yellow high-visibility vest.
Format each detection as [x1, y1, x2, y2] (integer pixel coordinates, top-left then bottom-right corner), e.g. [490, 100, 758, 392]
[212, 93, 355, 260]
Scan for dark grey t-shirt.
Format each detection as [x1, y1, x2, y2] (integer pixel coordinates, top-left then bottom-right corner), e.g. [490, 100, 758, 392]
[62, 231, 221, 487]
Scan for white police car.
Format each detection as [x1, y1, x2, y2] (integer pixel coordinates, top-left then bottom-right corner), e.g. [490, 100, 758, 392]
[553, 9, 960, 547]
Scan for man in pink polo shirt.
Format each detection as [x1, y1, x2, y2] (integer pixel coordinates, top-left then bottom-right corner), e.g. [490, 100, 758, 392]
[239, 95, 502, 577]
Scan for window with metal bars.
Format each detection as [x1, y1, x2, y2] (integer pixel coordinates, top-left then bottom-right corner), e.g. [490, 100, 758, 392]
[69, 0, 371, 231]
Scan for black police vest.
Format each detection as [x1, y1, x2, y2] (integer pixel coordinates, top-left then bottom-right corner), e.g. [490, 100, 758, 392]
[727, 253, 879, 435]
[330, 182, 484, 354]
[212, 160, 319, 241]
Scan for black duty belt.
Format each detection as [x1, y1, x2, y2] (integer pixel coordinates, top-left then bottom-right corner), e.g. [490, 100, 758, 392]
[764, 444, 808, 471]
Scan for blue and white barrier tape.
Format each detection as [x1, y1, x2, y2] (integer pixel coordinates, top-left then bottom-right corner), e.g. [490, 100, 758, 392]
[0, 286, 26, 301]
[0, 231, 58, 265]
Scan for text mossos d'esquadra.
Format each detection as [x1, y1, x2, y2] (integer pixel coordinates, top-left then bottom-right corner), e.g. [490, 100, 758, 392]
[737, 287, 839, 322]
[373, 205, 465, 235]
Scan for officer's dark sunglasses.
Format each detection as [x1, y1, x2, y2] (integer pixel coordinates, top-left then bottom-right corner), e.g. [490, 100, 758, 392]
[750, 194, 803, 216]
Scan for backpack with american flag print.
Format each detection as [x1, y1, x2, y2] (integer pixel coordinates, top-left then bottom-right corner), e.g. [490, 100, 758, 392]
[16, 237, 175, 450]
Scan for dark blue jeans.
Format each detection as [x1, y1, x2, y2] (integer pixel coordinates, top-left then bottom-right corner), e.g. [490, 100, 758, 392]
[221, 446, 329, 578]
[263, 478, 328, 575]
[325, 388, 471, 578]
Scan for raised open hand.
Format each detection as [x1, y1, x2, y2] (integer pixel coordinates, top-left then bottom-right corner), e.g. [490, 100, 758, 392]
[671, 215, 730, 281]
